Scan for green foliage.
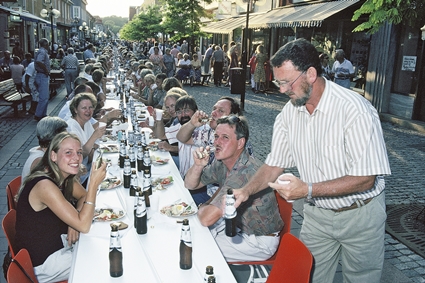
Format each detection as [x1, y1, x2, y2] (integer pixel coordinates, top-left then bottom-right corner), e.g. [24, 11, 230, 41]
[161, 0, 213, 42]
[353, 0, 425, 34]
[102, 16, 128, 35]
[119, 6, 163, 41]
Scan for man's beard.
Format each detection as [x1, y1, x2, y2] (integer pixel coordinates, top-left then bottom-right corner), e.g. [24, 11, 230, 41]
[179, 116, 191, 125]
[289, 81, 312, 107]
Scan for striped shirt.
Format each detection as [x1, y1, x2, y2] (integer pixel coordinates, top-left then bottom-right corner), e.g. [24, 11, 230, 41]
[265, 79, 391, 209]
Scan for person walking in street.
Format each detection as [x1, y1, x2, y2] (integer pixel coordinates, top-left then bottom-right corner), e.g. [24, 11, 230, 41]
[233, 38, 391, 283]
[61, 47, 80, 98]
[332, 49, 354, 89]
[253, 45, 267, 93]
[23, 61, 39, 114]
[34, 38, 51, 121]
[211, 45, 224, 87]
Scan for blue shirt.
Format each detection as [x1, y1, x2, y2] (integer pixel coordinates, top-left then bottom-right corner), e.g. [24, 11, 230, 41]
[34, 47, 50, 74]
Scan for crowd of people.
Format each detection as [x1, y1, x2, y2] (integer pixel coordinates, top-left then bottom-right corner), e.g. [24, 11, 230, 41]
[3, 36, 391, 283]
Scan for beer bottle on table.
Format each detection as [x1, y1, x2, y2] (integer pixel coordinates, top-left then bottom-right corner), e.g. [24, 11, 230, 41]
[225, 188, 237, 237]
[129, 170, 138, 196]
[207, 276, 216, 283]
[135, 194, 148, 234]
[134, 189, 139, 227]
[109, 223, 123, 277]
[142, 169, 152, 207]
[119, 140, 126, 168]
[143, 149, 151, 176]
[123, 155, 131, 189]
[137, 141, 143, 172]
[179, 219, 192, 270]
[128, 143, 136, 169]
[204, 266, 215, 282]
[122, 130, 128, 146]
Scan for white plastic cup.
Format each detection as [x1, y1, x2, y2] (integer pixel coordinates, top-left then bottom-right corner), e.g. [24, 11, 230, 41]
[149, 116, 155, 126]
[155, 109, 164, 121]
[98, 122, 107, 128]
[276, 173, 294, 203]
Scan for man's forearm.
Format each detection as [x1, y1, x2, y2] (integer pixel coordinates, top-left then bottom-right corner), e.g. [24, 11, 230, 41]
[176, 121, 196, 144]
[242, 164, 283, 196]
[184, 164, 204, 190]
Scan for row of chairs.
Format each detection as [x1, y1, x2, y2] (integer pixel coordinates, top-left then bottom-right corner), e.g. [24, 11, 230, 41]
[4, 177, 313, 283]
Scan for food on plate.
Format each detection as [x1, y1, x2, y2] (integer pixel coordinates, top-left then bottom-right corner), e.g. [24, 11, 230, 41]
[100, 144, 119, 153]
[93, 208, 125, 221]
[100, 135, 118, 142]
[100, 177, 121, 189]
[160, 202, 195, 217]
[152, 176, 174, 190]
[151, 156, 169, 165]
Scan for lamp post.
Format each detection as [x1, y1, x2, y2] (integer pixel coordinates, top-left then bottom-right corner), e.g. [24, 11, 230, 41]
[40, 0, 60, 51]
[79, 22, 89, 47]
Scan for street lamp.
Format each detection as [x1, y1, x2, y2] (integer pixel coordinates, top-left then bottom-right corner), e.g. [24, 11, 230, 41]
[40, 0, 60, 51]
[79, 22, 89, 46]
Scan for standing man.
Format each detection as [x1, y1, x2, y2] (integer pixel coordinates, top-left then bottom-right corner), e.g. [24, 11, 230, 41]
[332, 49, 355, 89]
[184, 116, 283, 261]
[211, 45, 224, 87]
[234, 39, 391, 282]
[61, 47, 80, 98]
[83, 44, 95, 61]
[22, 61, 38, 115]
[180, 40, 188, 55]
[34, 38, 51, 121]
[203, 44, 214, 74]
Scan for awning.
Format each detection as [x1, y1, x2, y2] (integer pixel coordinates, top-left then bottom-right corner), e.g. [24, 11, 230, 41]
[249, 0, 360, 29]
[202, 17, 247, 34]
[0, 5, 52, 25]
[201, 13, 265, 34]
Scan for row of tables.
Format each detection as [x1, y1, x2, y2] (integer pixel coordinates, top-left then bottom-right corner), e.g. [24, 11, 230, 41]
[68, 72, 237, 282]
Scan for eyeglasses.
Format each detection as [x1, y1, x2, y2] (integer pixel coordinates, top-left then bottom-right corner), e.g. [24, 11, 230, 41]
[176, 108, 193, 115]
[273, 71, 305, 90]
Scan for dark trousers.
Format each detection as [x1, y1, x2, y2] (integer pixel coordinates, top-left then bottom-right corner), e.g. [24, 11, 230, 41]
[213, 61, 223, 85]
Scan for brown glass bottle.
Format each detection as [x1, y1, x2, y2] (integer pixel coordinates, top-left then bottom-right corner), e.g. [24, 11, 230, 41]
[225, 188, 237, 237]
[179, 219, 192, 270]
[109, 223, 123, 277]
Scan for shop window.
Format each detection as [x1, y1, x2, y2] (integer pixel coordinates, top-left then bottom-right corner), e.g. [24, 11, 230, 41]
[393, 25, 421, 95]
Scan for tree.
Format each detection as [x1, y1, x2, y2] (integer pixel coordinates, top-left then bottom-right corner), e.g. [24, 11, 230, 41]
[161, 0, 212, 49]
[102, 16, 128, 35]
[119, 6, 163, 41]
[352, 0, 425, 34]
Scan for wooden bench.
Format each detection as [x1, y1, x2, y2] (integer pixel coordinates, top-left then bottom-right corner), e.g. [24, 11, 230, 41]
[0, 79, 32, 117]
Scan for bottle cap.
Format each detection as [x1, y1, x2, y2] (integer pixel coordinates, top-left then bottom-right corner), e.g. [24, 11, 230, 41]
[182, 219, 189, 225]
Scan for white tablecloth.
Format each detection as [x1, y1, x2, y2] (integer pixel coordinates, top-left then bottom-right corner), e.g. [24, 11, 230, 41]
[69, 99, 237, 283]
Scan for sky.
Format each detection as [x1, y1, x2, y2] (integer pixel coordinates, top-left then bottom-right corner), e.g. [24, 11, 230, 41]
[86, 0, 143, 18]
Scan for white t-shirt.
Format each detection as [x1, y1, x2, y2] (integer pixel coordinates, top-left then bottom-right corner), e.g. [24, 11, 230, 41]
[21, 147, 44, 182]
[332, 59, 354, 79]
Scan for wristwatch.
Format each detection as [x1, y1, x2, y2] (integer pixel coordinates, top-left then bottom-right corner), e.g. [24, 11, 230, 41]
[307, 183, 313, 202]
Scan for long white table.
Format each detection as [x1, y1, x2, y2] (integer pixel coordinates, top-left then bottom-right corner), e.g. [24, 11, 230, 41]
[69, 96, 237, 282]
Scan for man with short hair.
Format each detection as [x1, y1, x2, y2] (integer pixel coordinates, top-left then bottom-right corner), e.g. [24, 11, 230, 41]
[34, 38, 51, 121]
[234, 39, 391, 282]
[83, 44, 95, 61]
[61, 47, 80, 97]
[184, 115, 283, 262]
[0, 50, 12, 80]
[332, 49, 355, 89]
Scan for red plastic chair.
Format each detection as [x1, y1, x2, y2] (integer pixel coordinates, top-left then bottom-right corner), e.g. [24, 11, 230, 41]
[6, 176, 21, 211]
[7, 249, 38, 283]
[228, 190, 293, 266]
[266, 233, 313, 283]
[2, 209, 18, 258]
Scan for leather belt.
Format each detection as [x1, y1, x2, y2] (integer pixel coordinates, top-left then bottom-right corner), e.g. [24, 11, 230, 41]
[331, 197, 373, 213]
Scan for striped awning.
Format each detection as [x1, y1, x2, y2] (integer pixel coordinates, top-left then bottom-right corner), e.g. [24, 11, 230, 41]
[0, 5, 52, 25]
[249, 0, 360, 29]
[202, 16, 247, 34]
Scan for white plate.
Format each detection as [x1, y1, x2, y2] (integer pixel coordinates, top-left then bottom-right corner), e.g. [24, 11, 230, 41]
[160, 202, 196, 217]
[93, 208, 126, 222]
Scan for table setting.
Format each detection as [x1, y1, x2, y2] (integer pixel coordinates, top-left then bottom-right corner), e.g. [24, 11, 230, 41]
[69, 55, 236, 282]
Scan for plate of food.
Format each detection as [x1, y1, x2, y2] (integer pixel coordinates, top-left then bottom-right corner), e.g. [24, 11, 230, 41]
[100, 135, 118, 143]
[100, 177, 121, 190]
[93, 208, 126, 222]
[160, 202, 196, 217]
[151, 156, 169, 165]
[147, 140, 161, 151]
[99, 144, 119, 153]
[152, 176, 174, 190]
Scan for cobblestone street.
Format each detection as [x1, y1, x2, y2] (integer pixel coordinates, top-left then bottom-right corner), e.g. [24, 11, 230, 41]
[0, 83, 425, 282]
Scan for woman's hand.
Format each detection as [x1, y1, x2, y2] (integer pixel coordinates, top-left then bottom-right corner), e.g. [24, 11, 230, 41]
[66, 226, 80, 247]
[93, 125, 106, 139]
[89, 161, 107, 189]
